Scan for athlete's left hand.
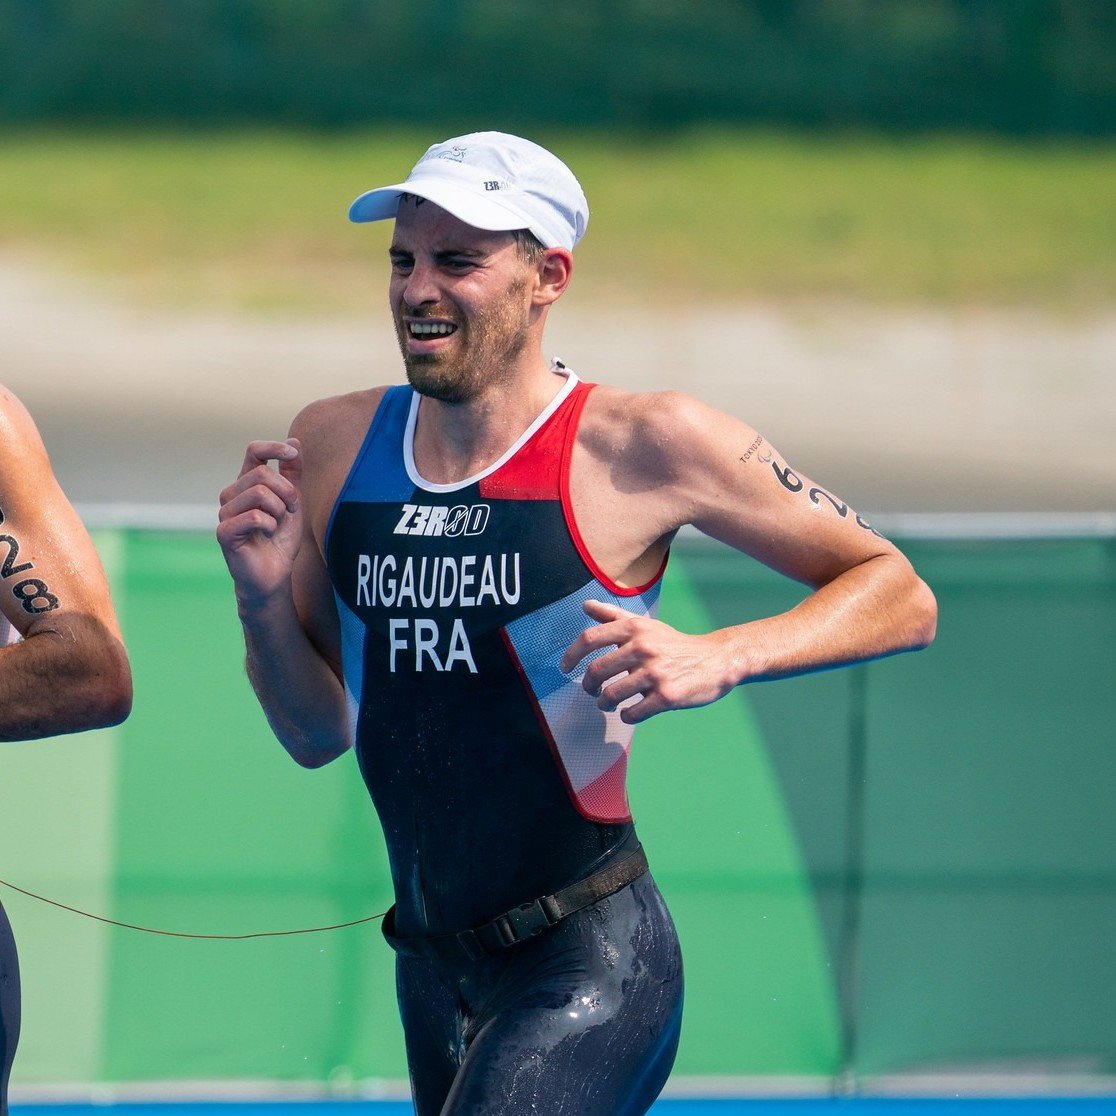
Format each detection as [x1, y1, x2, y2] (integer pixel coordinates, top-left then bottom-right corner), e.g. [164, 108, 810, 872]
[560, 599, 738, 724]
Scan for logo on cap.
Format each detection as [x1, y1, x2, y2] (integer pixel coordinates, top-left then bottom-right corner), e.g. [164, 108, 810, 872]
[437, 146, 468, 163]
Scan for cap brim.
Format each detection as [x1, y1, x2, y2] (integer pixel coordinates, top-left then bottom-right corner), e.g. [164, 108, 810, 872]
[347, 183, 410, 223]
[349, 176, 536, 236]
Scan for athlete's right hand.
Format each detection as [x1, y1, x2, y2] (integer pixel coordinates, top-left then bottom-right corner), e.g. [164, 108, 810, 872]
[216, 439, 303, 608]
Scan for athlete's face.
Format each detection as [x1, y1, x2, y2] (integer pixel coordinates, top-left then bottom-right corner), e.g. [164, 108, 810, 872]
[388, 198, 538, 403]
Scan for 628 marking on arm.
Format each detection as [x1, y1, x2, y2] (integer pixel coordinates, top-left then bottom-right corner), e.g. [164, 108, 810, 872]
[0, 505, 61, 614]
[762, 453, 881, 538]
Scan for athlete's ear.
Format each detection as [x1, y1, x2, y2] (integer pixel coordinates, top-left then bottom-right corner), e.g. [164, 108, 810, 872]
[532, 248, 573, 307]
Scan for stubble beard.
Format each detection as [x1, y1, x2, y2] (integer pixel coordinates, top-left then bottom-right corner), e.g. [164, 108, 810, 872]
[396, 281, 533, 405]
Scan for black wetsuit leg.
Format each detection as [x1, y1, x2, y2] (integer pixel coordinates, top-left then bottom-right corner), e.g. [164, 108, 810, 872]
[0, 900, 20, 1116]
[396, 873, 684, 1116]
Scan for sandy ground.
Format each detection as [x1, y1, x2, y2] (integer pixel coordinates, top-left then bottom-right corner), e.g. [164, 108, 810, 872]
[3, 257, 1114, 520]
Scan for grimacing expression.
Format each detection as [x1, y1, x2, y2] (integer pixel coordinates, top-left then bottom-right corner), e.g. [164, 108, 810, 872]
[389, 198, 538, 404]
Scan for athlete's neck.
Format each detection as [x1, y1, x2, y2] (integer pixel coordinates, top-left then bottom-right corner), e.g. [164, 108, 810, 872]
[411, 361, 570, 485]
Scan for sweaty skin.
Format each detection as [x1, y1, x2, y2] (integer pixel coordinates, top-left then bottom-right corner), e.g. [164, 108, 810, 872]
[0, 385, 131, 1116]
[218, 197, 936, 1114]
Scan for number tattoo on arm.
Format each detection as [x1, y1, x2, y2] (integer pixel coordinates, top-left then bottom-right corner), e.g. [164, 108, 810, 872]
[759, 452, 881, 537]
[0, 505, 61, 615]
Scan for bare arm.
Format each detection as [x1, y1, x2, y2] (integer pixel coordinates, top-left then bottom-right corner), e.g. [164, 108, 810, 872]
[216, 436, 352, 768]
[0, 388, 132, 740]
[563, 390, 937, 723]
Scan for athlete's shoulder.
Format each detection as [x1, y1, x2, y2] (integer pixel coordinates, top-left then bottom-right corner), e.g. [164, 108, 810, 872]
[579, 383, 734, 465]
[583, 381, 717, 419]
[0, 385, 48, 455]
[0, 385, 61, 511]
[289, 387, 393, 536]
[289, 386, 390, 444]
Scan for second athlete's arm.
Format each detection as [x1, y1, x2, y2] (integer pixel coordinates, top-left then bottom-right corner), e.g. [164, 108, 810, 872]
[0, 388, 132, 740]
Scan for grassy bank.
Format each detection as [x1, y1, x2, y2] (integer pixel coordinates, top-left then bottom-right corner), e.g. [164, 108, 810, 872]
[0, 126, 1113, 314]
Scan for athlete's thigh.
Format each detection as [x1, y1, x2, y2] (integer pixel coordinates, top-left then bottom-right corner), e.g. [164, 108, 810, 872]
[0, 900, 21, 1116]
[444, 875, 684, 1116]
[394, 953, 463, 1116]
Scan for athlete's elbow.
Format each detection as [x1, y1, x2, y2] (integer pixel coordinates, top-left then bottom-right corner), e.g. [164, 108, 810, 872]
[97, 671, 134, 728]
[284, 734, 351, 770]
[289, 749, 346, 770]
[290, 747, 329, 770]
[69, 640, 133, 732]
[905, 578, 938, 651]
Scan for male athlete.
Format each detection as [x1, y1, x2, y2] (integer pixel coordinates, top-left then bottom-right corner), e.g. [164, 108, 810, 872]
[0, 386, 132, 1116]
[217, 131, 936, 1115]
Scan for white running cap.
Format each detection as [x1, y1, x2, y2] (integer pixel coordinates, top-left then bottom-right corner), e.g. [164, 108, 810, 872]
[348, 131, 589, 250]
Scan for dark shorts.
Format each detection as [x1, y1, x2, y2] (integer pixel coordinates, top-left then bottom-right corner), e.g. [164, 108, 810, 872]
[394, 872, 684, 1116]
[0, 900, 19, 1116]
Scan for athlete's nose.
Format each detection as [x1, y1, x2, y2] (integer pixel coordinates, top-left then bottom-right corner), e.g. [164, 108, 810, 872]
[401, 261, 441, 308]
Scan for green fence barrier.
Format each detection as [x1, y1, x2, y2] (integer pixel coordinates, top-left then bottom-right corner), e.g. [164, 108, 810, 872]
[2, 524, 1114, 1093]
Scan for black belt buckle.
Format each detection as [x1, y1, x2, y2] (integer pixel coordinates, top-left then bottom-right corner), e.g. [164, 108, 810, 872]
[435, 848, 645, 962]
[493, 897, 557, 947]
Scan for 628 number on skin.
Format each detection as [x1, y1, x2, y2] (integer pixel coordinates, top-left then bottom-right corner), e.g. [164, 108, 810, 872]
[0, 506, 60, 615]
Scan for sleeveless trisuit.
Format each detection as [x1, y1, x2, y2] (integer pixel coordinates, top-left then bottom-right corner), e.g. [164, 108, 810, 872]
[325, 371, 684, 1115]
